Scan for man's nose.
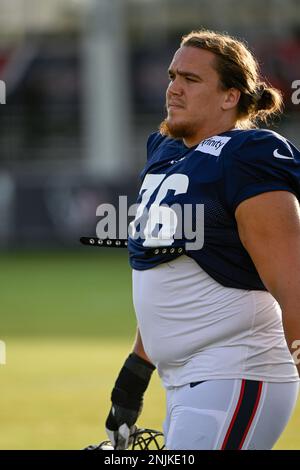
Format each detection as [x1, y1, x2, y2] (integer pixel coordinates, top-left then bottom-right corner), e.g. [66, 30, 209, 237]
[168, 77, 183, 96]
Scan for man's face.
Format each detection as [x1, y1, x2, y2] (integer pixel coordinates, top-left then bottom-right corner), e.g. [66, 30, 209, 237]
[164, 46, 230, 144]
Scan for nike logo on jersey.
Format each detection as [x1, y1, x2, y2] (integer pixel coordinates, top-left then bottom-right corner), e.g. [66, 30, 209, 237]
[273, 148, 294, 160]
[196, 135, 231, 156]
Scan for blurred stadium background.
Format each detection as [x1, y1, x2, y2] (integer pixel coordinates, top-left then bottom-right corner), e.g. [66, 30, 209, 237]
[0, 0, 300, 449]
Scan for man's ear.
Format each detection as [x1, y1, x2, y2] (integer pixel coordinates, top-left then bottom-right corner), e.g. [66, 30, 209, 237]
[221, 88, 241, 111]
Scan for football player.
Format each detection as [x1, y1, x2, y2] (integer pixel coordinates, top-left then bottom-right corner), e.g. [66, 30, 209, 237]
[105, 29, 300, 450]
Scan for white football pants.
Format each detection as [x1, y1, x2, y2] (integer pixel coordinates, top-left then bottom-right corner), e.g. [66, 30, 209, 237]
[163, 379, 299, 450]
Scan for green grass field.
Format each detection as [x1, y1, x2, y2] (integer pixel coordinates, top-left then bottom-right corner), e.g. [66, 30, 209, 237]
[0, 251, 299, 449]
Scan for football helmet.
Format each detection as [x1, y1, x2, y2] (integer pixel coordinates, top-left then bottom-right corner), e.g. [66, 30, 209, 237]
[83, 428, 165, 450]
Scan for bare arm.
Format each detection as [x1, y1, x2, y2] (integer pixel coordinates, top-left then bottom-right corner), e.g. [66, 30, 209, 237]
[235, 190, 300, 375]
[132, 328, 154, 366]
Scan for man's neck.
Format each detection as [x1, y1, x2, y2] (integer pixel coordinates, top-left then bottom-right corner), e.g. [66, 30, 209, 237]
[183, 122, 237, 148]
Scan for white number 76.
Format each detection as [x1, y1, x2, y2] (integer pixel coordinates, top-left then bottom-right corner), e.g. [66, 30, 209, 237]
[129, 173, 189, 247]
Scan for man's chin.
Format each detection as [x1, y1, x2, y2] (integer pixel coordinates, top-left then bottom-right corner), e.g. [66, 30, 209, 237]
[159, 118, 193, 140]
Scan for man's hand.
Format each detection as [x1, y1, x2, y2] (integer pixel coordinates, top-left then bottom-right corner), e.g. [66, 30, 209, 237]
[105, 404, 139, 449]
[105, 353, 155, 449]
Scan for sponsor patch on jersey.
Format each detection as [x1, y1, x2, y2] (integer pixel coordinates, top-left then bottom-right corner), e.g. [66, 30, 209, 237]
[195, 135, 232, 156]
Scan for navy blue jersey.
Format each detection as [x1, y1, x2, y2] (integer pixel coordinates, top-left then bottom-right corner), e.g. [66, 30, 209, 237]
[128, 128, 300, 290]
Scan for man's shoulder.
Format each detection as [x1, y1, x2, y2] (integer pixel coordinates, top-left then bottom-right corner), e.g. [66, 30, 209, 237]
[146, 132, 182, 159]
[147, 131, 164, 150]
[225, 128, 287, 149]
[223, 128, 298, 164]
[235, 128, 289, 146]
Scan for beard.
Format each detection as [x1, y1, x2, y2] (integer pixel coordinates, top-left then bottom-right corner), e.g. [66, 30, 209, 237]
[159, 117, 197, 140]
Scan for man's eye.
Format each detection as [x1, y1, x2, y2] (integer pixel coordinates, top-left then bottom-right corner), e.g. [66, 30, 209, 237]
[186, 77, 196, 82]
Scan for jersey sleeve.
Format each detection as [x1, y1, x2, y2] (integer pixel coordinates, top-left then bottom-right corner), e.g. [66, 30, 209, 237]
[224, 131, 300, 213]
